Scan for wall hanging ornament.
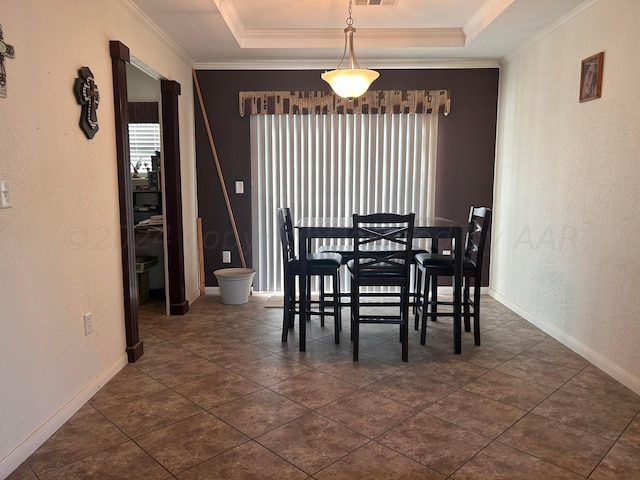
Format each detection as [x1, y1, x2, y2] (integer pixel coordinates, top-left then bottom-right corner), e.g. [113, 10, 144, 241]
[0, 24, 15, 98]
[73, 66, 100, 139]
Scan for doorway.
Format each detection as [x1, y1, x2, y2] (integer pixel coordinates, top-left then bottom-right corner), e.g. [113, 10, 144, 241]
[127, 64, 166, 307]
[110, 40, 189, 363]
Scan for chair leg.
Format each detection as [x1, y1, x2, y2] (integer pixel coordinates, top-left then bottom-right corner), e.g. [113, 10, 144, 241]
[320, 275, 326, 327]
[282, 274, 295, 342]
[351, 279, 359, 361]
[401, 285, 409, 362]
[473, 277, 481, 346]
[305, 274, 312, 322]
[411, 263, 419, 316]
[429, 272, 439, 322]
[336, 273, 342, 331]
[430, 272, 438, 322]
[463, 276, 471, 332]
[413, 266, 423, 330]
[333, 271, 340, 344]
[420, 273, 430, 345]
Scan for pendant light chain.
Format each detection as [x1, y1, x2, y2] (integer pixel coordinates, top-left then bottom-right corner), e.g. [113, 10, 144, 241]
[347, 0, 354, 26]
[321, 0, 380, 99]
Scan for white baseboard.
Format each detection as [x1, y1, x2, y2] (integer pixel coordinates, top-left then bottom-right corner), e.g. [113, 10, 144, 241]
[489, 288, 640, 396]
[433, 286, 490, 295]
[0, 353, 129, 479]
[201, 287, 491, 297]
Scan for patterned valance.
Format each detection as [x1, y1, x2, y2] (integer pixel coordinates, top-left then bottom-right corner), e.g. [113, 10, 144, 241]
[239, 90, 450, 117]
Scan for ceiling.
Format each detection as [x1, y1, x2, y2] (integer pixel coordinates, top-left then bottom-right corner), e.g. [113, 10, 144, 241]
[129, 0, 591, 69]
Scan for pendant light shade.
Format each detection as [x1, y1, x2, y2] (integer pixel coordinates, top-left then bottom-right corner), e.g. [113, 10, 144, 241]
[322, 2, 379, 99]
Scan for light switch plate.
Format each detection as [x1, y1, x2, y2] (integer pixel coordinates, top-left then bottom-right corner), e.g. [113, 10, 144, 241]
[235, 181, 244, 194]
[0, 180, 12, 208]
[84, 312, 93, 336]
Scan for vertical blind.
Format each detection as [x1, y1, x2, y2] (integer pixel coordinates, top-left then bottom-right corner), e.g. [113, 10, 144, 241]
[251, 113, 438, 292]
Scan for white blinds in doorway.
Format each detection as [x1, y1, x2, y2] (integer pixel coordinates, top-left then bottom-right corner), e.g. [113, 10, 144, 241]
[251, 113, 438, 292]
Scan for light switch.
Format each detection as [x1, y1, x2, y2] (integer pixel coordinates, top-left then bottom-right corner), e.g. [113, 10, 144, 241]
[235, 181, 244, 194]
[0, 180, 12, 208]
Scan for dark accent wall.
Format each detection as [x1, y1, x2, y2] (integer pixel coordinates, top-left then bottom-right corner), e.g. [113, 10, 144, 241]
[194, 69, 498, 287]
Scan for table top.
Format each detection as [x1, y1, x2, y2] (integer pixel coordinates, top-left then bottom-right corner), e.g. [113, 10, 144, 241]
[296, 216, 462, 229]
[296, 217, 463, 240]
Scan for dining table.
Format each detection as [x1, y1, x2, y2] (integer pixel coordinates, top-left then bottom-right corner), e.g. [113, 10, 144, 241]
[295, 216, 465, 355]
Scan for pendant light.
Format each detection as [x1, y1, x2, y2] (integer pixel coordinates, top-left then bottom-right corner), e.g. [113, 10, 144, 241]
[321, 0, 379, 99]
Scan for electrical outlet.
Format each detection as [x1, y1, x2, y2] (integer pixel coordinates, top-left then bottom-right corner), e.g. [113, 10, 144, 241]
[235, 181, 244, 194]
[222, 250, 231, 263]
[83, 312, 93, 336]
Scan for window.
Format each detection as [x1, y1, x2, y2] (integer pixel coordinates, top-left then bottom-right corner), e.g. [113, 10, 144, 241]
[128, 123, 161, 174]
[251, 113, 438, 292]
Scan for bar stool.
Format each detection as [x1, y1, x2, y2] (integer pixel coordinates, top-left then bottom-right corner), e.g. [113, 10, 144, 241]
[348, 212, 415, 362]
[414, 206, 492, 346]
[277, 207, 343, 344]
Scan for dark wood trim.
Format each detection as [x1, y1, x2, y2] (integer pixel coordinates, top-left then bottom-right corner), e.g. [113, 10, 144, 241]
[161, 80, 189, 315]
[110, 40, 143, 362]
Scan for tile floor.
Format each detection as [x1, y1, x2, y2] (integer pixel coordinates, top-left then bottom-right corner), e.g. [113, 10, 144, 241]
[8, 294, 640, 479]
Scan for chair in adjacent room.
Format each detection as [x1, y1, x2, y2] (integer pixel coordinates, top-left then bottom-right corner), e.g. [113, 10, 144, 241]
[413, 206, 492, 346]
[276, 207, 343, 344]
[348, 212, 415, 362]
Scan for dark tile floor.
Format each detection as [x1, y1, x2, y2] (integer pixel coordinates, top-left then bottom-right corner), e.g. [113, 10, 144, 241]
[8, 294, 640, 479]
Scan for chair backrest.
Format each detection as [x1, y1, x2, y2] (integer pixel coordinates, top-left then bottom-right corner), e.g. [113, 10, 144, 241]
[276, 207, 296, 266]
[352, 213, 415, 281]
[464, 206, 492, 275]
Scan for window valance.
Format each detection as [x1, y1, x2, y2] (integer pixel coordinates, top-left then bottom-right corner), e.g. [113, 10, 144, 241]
[239, 90, 450, 117]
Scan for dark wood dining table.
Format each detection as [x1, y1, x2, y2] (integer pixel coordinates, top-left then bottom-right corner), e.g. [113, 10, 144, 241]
[295, 216, 465, 355]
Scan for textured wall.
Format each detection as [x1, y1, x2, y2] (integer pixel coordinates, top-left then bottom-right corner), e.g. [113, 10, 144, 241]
[0, 0, 197, 475]
[492, 0, 640, 393]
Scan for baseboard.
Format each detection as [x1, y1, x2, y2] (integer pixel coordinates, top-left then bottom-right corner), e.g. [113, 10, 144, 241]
[431, 286, 490, 295]
[204, 286, 490, 296]
[0, 353, 129, 479]
[489, 288, 640, 396]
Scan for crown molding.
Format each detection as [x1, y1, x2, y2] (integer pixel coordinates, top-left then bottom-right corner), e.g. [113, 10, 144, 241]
[194, 59, 500, 70]
[116, 0, 195, 66]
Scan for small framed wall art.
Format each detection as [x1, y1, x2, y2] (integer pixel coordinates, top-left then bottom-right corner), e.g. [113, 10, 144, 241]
[579, 52, 604, 102]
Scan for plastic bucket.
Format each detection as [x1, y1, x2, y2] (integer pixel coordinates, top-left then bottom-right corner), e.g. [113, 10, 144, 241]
[214, 268, 256, 305]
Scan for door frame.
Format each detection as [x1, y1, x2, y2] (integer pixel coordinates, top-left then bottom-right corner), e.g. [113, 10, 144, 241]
[109, 40, 188, 363]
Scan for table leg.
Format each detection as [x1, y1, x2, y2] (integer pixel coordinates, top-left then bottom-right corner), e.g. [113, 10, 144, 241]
[453, 226, 463, 354]
[298, 230, 308, 352]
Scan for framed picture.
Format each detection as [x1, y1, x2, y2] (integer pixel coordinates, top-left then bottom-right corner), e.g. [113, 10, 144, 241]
[579, 52, 604, 102]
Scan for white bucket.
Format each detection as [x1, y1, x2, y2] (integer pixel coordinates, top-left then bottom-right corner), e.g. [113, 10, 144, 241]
[214, 268, 256, 305]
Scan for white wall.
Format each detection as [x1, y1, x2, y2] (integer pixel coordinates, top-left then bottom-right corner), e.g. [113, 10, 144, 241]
[492, 0, 640, 393]
[0, 0, 198, 475]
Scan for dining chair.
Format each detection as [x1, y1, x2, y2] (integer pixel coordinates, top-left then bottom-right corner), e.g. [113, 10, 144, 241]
[319, 233, 427, 310]
[348, 212, 415, 362]
[276, 207, 343, 344]
[413, 206, 492, 346]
